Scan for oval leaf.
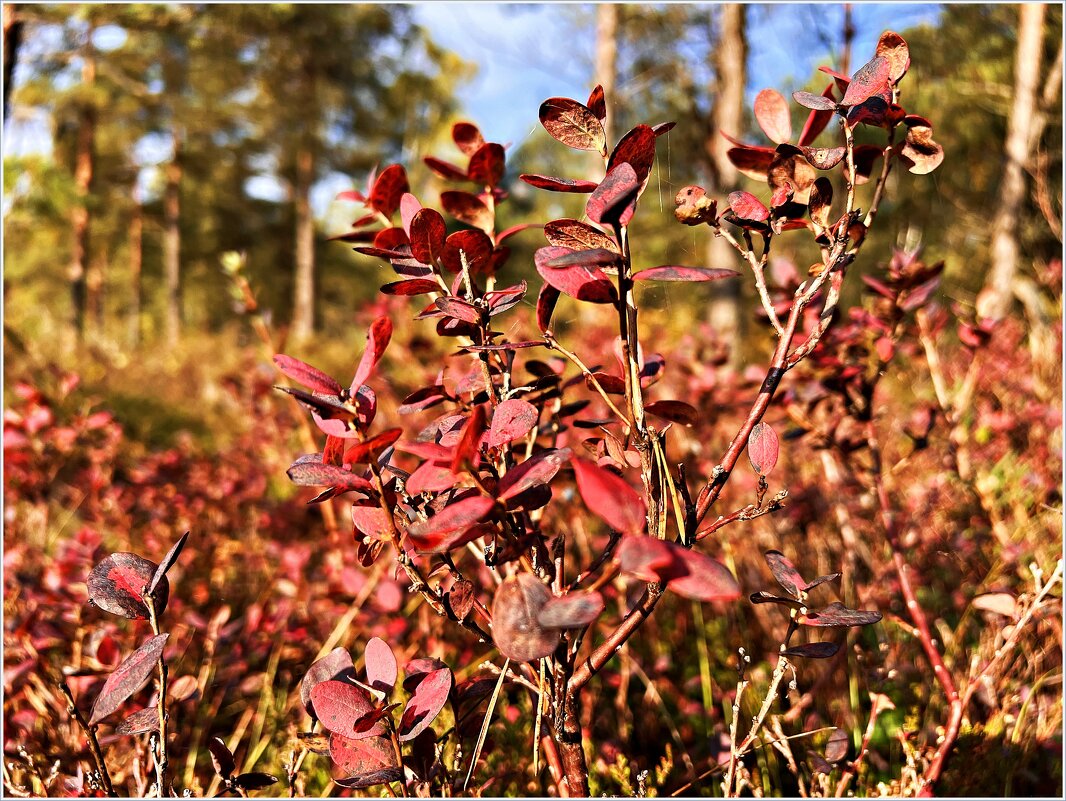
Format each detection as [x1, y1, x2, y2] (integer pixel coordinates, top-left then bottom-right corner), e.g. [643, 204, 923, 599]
[310, 680, 379, 739]
[539, 97, 606, 154]
[491, 574, 559, 662]
[633, 266, 739, 283]
[535, 591, 604, 629]
[301, 648, 356, 716]
[747, 421, 780, 475]
[489, 399, 539, 447]
[273, 355, 342, 395]
[89, 634, 169, 725]
[586, 162, 640, 227]
[572, 458, 646, 535]
[87, 553, 168, 620]
[754, 88, 792, 144]
[407, 495, 495, 553]
[364, 637, 397, 696]
[398, 667, 453, 741]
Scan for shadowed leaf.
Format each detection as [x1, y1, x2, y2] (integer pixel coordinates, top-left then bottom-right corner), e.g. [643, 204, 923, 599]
[491, 574, 558, 662]
[399, 667, 453, 741]
[89, 634, 169, 725]
[783, 641, 841, 659]
[536, 591, 604, 629]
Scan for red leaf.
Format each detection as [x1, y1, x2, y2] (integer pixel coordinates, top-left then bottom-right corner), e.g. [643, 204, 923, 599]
[618, 536, 740, 601]
[441, 191, 493, 233]
[381, 279, 440, 296]
[88, 553, 168, 620]
[398, 667, 452, 741]
[587, 85, 606, 120]
[342, 428, 402, 466]
[632, 266, 739, 283]
[89, 634, 169, 725]
[311, 681, 379, 739]
[301, 648, 355, 715]
[435, 296, 482, 325]
[410, 208, 448, 264]
[519, 174, 599, 193]
[644, 400, 698, 426]
[497, 448, 570, 501]
[728, 191, 770, 222]
[286, 461, 373, 493]
[607, 124, 656, 189]
[351, 317, 393, 393]
[747, 421, 779, 475]
[467, 142, 506, 187]
[840, 56, 891, 107]
[368, 165, 409, 218]
[407, 495, 495, 553]
[273, 354, 342, 395]
[754, 88, 792, 144]
[488, 399, 539, 447]
[452, 121, 485, 155]
[539, 96, 606, 154]
[536, 591, 604, 629]
[535, 246, 617, 304]
[399, 193, 421, 235]
[351, 505, 393, 543]
[586, 162, 640, 226]
[405, 461, 461, 495]
[543, 219, 619, 253]
[572, 458, 646, 535]
[451, 405, 488, 473]
[364, 637, 397, 695]
[330, 734, 398, 782]
[440, 229, 493, 275]
[491, 574, 559, 662]
[799, 601, 882, 628]
[764, 550, 805, 597]
[423, 156, 468, 182]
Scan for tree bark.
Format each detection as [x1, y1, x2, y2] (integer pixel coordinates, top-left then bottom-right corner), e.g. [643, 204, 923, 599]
[128, 183, 143, 347]
[164, 125, 183, 343]
[594, 3, 619, 146]
[68, 44, 95, 341]
[3, 3, 23, 121]
[291, 144, 316, 343]
[978, 2, 1046, 320]
[705, 4, 746, 357]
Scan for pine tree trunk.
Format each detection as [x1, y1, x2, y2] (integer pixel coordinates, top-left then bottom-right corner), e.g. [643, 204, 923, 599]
[164, 125, 183, 343]
[292, 144, 315, 343]
[594, 4, 619, 146]
[978, 2, 1046, 320]
[68, 47, 95, 341]
[705, 4, 746, 357]
[128, 184, 143, 347]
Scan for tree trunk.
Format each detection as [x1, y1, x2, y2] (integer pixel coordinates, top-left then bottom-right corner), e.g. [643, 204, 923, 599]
[978, 2, 1046, 320]
[594, 3, 619, 146]
[164, 125, 183, 343]
[68, 46, 96, 341]
[3, 4, 23, 121]
[555, 692, 589, 796]
[705, 4, 746, 358]
[291, 144, 315, 343]
[128, 183, 143, 347]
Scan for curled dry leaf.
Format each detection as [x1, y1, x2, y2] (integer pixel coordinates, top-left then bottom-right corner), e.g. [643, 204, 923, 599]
[673, 185, 718, 226]
[900, 116, 944, 175]
[491, 573, 559, 662]
[876, 31, 910, 82]
[544, 218, 619, 253]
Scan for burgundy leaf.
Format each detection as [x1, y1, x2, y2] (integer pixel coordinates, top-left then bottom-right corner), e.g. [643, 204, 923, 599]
[572, 458, 646, 535]
[539, 96, 607, 154]
[409, 208, 448, 265]
[754, 88, 792, 144]
[800, 602, 882, 628]
[536, 284, 561, 332]
[840, 57, 891, 107]
[368, 165, 409, 218]
[342, 428, 402, 466]
[644, 400, 698, 426]
[407, 495, 495, 553]
[435, 296, 482, 325]
[350, 316, 393, 393]
[440, 229, 494, 275]
[467, 142, 506, 187]
[543, 218, 619, 253]
[728, 191, 770, 222]
[519, 174, 599, 193]
[632, 266, 739, 283]
[764, 550, 805, 598]
[485, 281, 528, 316]
[365, 637, 397, 696]
[782, 641, 841, 659]
[497, 448, 571, 501]
[398, 667, 453, 741]
[301, 648, 355, 716]
[441, 190, 494, 233]
[209, 737, 236, 779]
[587, 85, 606, 120]
[747, 421, 780, 475]
[488, 399, 539, 447]
[89, 634, 169, 725]
[586, 162, 640, 226]
[491, 574, 559, 662]
[545, 248, 620, 269]
[311, 680, 379, 739]
[452, 121, 485, 155]
[450, 405, 488, 473]
[381, 278, 440, 296]
[148, 531, 189, 595]
[535, 591, 604, 629]
[825, 727, 850, 762]
[286, 461, 373, 493]
[423, 156, 468, 182]
[87, 553, 168, 620]
[273, 354, 343, 395]
[607, 124, 656, 189]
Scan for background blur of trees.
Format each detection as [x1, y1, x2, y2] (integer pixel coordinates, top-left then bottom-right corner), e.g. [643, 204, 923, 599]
[3, 2, 1062, 421]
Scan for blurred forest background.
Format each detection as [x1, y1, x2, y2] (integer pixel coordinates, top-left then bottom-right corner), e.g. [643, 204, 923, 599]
[3, 2, 1063, 798]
